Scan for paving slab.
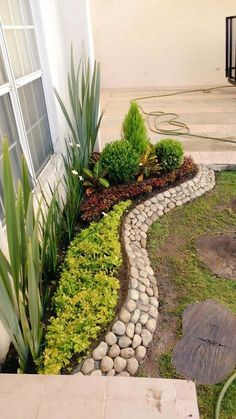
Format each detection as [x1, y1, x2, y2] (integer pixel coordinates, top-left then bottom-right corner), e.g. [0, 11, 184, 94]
[0, 374, 199, 419]
[99, 86, 236, 166]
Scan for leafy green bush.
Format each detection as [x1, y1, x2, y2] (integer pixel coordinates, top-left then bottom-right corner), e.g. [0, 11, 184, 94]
[83, 160, 109, 195]
[41, 200, 131, 374]
[137, 144, 160, 181]
[100, 140, 139, 184]
[155, 139, 184, 172]
[122, 101, 149, 155]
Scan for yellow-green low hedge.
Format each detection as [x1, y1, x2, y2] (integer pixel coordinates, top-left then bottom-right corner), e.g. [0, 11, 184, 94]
[41, 200, 131, 374]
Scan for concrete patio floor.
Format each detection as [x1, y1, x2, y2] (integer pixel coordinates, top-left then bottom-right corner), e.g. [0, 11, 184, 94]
[0, 374, 199, 419]
[100, 85, 236, 166]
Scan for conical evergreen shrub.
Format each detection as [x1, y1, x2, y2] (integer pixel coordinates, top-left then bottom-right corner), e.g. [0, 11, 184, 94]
[122, 101, 149, 155]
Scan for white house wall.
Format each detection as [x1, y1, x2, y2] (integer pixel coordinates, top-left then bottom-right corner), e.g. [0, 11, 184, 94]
[89, 0, 236, 88]
[38, 0, 94, 146]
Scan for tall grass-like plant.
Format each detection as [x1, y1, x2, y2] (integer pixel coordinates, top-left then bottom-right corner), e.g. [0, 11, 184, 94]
[39, 184, 63, 282]
[54, 48, 103, 240]
[0, 139, 43, 372]
[60, 139, 84, 242]
[55, 47, 103, 169]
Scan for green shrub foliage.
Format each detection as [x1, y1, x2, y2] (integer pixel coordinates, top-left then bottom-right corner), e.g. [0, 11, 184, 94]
[155, 139, 184, 172]
[41, 201, 131, 374]
[100, 140, 140, 184]
[122, 101, 149, 155]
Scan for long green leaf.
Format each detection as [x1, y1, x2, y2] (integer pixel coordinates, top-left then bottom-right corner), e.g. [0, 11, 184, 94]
[98, 177, 109, 188]
[16, 182, 27, 297]
[21, 156, 31, 215]
[25, 192, 34, 241]
[2, 139, 20, 299]
[27, 240, 42, 358]
[54, 88, 77, 141]
[0, 141, 44, 372]
[83, 167, 94, 179]
[0, 278, 28, 369]
[0, 248, 14, 305]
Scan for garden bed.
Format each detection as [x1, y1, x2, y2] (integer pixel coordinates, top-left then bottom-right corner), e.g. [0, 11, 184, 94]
[38, 157, 200, 375]
[81, 156, 197, 222]
[68, 165, 214, 377]
[0, 160, 214, 378]
[139, 171, 236, 419]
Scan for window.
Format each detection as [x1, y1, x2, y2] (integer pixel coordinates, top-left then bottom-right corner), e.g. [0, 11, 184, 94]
[0, 0, 53, 220]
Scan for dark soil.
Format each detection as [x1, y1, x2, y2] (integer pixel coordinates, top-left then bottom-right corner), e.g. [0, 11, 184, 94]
[1, 345, 19, 373]
[216, 196, 236, 213]
[2, 344, 37, 374]
[139, 237, 184, 378]
[196, 232, 236, 280]
[231, 198, 236, 213]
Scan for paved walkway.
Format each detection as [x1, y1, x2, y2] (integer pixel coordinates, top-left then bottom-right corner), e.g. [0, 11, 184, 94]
[99, 86, 236, 166]
[0, 374, 199, 419]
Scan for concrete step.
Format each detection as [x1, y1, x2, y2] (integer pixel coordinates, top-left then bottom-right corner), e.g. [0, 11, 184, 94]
[0, 374, 199, 419]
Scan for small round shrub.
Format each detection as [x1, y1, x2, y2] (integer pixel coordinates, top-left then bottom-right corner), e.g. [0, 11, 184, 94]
[122, 101, 149, 156]
[155, 139, 184, 172]
[100, 140, 140, 184]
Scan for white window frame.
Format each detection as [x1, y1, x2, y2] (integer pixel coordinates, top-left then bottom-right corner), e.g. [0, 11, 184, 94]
[0, 23, 36, 178]
[0, 0, 60, 229]
[30, 0, 59, 157]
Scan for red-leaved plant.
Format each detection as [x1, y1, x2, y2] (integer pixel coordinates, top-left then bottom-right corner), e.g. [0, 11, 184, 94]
[81, 156, 197, 222]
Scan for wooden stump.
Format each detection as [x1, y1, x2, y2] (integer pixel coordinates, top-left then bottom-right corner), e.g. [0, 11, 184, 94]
[196, 232, 236, 280]
[173, 299, 236, 384]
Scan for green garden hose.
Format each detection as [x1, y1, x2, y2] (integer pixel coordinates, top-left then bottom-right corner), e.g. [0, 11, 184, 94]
[132, 85, 236, 145]
[215, 371, 236, 419]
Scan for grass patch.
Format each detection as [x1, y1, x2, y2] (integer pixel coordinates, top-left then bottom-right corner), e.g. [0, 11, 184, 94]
[147, 171, 236, 418]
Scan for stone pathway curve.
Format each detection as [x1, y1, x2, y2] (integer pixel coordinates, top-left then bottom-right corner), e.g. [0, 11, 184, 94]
[77, 166, 215, 376]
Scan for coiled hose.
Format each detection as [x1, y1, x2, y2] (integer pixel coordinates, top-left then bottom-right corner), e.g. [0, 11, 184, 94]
[132, 85, 236, 145]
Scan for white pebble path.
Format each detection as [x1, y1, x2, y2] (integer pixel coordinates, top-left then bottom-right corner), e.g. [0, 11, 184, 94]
[76, 166, 215, 377]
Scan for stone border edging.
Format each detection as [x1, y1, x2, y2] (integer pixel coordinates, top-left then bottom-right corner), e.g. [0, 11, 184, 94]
[77, 166, 215, 377]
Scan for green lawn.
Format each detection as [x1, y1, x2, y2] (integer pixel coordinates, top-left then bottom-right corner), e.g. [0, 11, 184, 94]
[147, 171, 236, 419]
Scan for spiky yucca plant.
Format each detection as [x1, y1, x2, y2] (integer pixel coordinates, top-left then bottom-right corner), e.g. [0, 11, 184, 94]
[0, 139, 43, 372]
[54, 47, 103, 169]
[61, 139, 84, 242]
[54, 47, 103, 240]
